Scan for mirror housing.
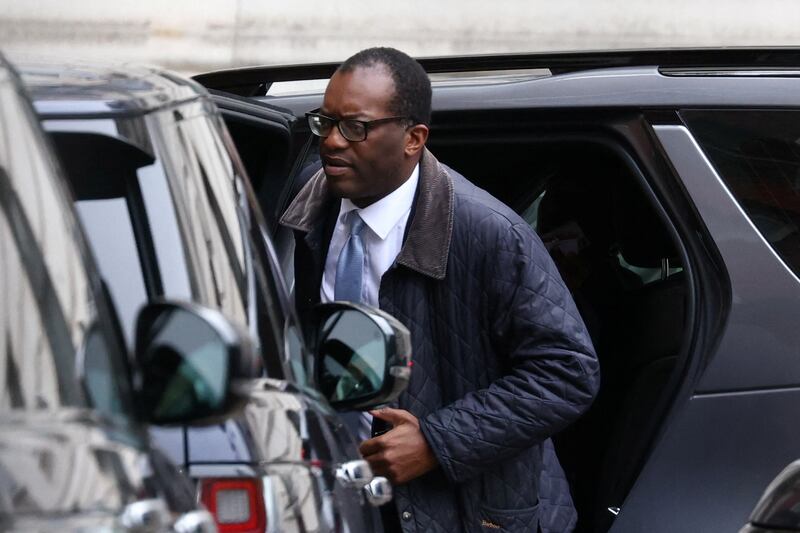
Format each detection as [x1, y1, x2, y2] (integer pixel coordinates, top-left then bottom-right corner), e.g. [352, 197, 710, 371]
[133, 300, 260, 425]
[311, 302, 411, 411]
[743, 459, 800, 532]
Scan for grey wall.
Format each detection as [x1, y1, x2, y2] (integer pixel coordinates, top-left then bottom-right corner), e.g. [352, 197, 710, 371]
[1, 0, 799, 74]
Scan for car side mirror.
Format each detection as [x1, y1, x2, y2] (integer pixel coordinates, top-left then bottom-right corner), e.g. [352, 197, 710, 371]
[743, 459, 800, 532]
[133, 300, 260, 425]
[311, 302, 412, 411]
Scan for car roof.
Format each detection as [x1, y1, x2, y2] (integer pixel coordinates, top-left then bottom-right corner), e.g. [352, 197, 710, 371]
[20, 62, 207, 118]
[194, 47, 800, 94]
[248, 65, 800, 119]
[197, 47, 800, 114]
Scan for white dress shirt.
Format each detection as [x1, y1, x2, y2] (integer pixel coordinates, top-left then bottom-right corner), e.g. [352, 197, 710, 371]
[321, 163, 419, 306]
[320, 164, 419, 441]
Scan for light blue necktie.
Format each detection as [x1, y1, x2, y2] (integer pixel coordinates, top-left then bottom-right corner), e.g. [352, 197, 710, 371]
[333, 212, 373, 441]
[334, 212, 366, 302]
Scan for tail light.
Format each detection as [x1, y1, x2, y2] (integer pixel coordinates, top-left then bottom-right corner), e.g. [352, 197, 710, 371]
[200, 478, 267, 533]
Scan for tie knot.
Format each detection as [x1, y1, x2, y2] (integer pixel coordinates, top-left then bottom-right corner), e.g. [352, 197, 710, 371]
[349, 211, 366, 235]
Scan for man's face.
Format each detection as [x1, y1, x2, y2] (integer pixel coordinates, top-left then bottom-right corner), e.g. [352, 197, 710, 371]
[319, 65, 411, 206]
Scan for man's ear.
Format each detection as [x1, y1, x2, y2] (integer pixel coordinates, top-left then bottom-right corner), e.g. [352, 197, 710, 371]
[404, 124, 429, 157]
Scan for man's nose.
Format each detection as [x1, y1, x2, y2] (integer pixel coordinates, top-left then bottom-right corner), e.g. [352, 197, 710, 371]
[322, 124, 350, 151]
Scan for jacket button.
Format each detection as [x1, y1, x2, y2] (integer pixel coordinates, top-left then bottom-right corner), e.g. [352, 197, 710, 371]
[402, 511, 412, 521]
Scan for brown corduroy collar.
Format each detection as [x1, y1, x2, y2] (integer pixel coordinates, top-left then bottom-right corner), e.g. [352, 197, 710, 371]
[279, 147, 453, 280]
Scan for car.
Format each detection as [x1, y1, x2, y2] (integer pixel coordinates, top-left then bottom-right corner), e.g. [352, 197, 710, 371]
[192, 47, 800, 533]
[21, 62, 410, 533]
[0, 53, 260, 532]
[740, 459, 800, 533]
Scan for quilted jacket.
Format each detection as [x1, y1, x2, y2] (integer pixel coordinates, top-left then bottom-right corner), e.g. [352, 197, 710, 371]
[280, 148, 600, 533]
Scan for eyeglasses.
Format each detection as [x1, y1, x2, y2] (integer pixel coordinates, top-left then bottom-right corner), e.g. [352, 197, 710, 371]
[306, 112, 411, 142]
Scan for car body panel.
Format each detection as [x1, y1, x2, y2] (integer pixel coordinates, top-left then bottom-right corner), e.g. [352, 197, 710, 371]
[743, 459, 800, 532]
[0, 411, 144, 521]
[25, 63, 206, 118]
[429, 67, 800, 111]
[187, 379, 375, 532]
[653, 125, 800, 392]
[193, 47, 800, 97]
[608, 388, 800, 533]
[263, 66, 800, 119]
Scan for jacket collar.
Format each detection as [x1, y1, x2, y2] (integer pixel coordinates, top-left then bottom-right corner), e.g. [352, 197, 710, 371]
[279, 148, 453, 280]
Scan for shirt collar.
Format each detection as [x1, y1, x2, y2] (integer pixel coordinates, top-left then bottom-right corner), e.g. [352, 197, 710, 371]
[339, 163, 419, 240]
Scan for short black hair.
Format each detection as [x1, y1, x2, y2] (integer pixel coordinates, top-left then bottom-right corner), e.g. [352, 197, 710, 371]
[338, 47, 432, 126]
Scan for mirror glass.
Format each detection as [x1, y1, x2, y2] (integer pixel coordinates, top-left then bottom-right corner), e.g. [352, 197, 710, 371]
[138, 308, 229, 422]
[318, 309, 388, 404]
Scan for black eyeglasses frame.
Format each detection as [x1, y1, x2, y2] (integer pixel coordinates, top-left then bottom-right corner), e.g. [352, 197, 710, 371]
[306, 112, 412, 142]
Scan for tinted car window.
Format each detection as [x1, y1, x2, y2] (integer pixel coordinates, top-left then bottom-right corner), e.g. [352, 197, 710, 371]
[0, 81, 132, 420]
[156, 108, 250, 331]
[77, 198, 148, 340]
[515, 152, 682, 286]
[44, 118, 183, 346]
[166, 107, 310, 382]
[49, 102, 309, 386]
[684, 110, 800, 278]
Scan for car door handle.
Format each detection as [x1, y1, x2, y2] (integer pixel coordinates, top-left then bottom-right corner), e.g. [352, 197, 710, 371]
[172, 510, 217, 533]
[335, 459, 373, 488]
[120, 499, 171, 532]
[364, 476, 393, 507]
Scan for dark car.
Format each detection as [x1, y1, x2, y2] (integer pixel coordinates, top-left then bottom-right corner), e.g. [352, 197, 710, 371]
[192, 48, 800, 533]
[0, 54, 263, 532]
[21, 62, 409, 533]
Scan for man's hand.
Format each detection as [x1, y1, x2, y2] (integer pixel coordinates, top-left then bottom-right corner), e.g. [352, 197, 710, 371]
[359, 408, 438, 485]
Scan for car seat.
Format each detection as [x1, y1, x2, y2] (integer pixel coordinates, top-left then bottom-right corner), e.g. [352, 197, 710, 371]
[593, 180, 687, 531]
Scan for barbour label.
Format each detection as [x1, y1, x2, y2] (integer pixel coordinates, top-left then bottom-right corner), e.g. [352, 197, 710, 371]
[480, 519, 501, 529]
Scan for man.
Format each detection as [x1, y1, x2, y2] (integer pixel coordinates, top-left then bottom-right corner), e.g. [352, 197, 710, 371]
[280, 47, 599, 533]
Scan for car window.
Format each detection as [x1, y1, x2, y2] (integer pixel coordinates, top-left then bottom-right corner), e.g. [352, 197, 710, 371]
[44, 118, 167, 346]
[77, 198, 148, 341]
[0, 82, 133, 421]
[684, 110, 800, 279]
[155, 104, 297, 382]
[47, 107, 300, 383]
[157, 108, 249, 329]
[178, 111, 246, 270]
[137, 156, 194, 301]
[519, 167, 681, 287]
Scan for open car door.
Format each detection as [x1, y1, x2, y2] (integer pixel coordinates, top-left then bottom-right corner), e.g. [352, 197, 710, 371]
[201, 89, 313, 231]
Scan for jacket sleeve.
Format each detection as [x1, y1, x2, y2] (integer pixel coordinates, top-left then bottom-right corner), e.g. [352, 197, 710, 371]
[418, 222, 600, 484]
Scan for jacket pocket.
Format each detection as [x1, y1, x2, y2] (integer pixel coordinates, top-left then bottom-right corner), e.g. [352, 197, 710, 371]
[480, 447, 542, 510]
[478, 502, 540, 533]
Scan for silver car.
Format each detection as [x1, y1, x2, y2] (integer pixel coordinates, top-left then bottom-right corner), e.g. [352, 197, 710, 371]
[0, 53, 260, 533]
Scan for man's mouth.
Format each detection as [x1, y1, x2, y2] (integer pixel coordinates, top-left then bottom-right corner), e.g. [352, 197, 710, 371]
[323, 157, 352, 177]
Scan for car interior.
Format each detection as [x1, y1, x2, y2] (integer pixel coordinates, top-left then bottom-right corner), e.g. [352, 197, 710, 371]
[224, 112, 292, 226]
[429, 131, 690, 532]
